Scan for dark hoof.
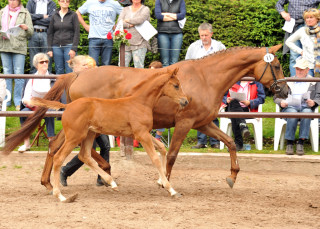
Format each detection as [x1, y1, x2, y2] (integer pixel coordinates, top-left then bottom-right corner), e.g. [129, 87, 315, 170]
[226, 177, 235, 189]
[62, 193, 78, 203]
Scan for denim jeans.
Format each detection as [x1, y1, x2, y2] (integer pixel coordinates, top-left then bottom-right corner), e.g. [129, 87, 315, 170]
[288, 24, 304, 77]
[1, 52, 25, 106]
[20, 107, 55, 137]
[197, 118, 219, 145]
[158, 33, 183, 67]
[89, 38, 113, 66]
[28, 31, 52, 74]
[282, 106, 312, 140]
[52, 44, 73, 74]
[62, 135, 110, 178]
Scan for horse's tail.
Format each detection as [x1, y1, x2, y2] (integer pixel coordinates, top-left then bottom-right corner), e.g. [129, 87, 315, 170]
[31, 98, 67, 110]
[1, 72, 77, 155]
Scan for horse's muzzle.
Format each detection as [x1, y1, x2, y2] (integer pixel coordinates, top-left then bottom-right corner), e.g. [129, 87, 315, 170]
[179, 98, 189, 108]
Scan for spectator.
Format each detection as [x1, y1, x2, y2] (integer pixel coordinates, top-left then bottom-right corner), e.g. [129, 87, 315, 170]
[0, 0, 33, 110]
[155, 0, 186, 67]
[47, 0, 80, 74]
[18, 53, 55, 152]
[221, 81, 266, 151]
[0, 79, 6, 109]
[185, 22, 226, 149]
[76, 0, 122, 66]
[276, 0, 320, 77]
[117, 0, 150, 68]
[60, 55, 111, 187]
[27, 0, 56, 74]
[286, 8, 320, 77]
[274, 57, 320, 155]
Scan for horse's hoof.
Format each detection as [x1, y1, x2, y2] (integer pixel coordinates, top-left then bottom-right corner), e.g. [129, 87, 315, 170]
[62, 193, 78, 203]
[226, 177, 235, 188]
[171, 192, 183, 198]
[112, 186, 119, 192]
[48, 190, 53, 195]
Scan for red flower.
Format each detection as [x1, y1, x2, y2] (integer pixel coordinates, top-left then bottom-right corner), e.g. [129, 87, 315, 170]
[125, 33, 132, 40]
[123, 29, 128, 33]
[115, 30, 120, 36]
[107, 32, 112, 40]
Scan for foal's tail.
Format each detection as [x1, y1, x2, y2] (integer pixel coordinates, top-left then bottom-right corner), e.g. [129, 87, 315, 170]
[1, 73, 77, 155]
[31, 98, 67, 110]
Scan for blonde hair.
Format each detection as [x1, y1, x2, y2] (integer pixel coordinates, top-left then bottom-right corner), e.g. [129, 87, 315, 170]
[68, 55, 96, 70]
[303, 8, 320, 21]
[149, 61, 162, 69]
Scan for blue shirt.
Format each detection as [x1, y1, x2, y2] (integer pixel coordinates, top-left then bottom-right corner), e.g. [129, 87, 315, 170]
[79, 0, 122, 38]
[276, 0, 320, 20]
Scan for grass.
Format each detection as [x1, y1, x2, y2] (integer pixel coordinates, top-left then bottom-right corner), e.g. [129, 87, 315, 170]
[4, 96, 320, 155]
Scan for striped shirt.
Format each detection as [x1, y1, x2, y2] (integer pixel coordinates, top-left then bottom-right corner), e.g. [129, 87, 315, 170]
[276, 0, 320, 20]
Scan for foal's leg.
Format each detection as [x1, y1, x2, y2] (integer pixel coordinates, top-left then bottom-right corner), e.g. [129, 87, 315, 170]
[139, 132, 178, 197]
[78, 131, 117, 190]
[151, 135, 167, 186]
[197, 121, 240, 188]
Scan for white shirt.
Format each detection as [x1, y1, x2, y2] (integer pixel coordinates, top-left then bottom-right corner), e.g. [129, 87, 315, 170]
[34, 0, 48, 29]
[185, 39, 226, 60]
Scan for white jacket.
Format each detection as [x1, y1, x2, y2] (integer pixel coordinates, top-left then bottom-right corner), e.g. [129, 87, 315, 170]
[285, 26, 315, 69]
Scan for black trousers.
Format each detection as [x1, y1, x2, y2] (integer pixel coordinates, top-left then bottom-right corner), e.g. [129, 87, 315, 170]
[62, 134, 110, 178]
[226, 99, 249, 147]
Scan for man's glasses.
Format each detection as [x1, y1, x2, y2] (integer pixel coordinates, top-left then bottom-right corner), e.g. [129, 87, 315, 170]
[39, 60, 49, 64]
[59, 0, 70, 3]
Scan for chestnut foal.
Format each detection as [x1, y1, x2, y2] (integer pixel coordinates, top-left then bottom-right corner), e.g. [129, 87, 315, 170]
[31, 68, 188, 202]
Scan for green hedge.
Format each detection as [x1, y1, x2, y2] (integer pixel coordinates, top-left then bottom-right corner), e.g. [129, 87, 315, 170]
[0, 0, 289, 75]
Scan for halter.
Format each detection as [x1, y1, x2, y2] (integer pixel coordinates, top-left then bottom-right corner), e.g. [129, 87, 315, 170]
[257, 47, 286, 93]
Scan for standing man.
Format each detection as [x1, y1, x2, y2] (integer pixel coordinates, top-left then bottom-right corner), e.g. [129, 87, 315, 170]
[76, 0, 122, 66]
[27, 0, 56, 74]
[185, 22, 226, 149]
[276, 0, 320, 77]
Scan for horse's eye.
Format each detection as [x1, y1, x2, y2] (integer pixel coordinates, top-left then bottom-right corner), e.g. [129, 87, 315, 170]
[174, 84, 179, 90]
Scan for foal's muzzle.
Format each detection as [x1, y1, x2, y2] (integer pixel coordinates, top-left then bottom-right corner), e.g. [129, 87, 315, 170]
[179, 98, 189, 108]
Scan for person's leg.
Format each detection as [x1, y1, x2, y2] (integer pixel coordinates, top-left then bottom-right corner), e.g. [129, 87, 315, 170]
[63, 44, 73, 73]
[132, 47, 147, 68]
[12, 54, 25, 107]
[52, 46, 65, 75]
[157, 33, 170, 67]
[60, 154, 84, 186]
[44, 117, 55, 138]
[209, 118, 220, 147]
[124, 50, 133, 67]
[101, 38, 113, 66]
[1, 52, 13, 106]
[169, 33, 183, 65]
[298, 107, 312, 140]
[89, 38, 102, 66]
[283, 107, 299, 140]
[95, 134, 110, 185]
[197, 131, 207, 145]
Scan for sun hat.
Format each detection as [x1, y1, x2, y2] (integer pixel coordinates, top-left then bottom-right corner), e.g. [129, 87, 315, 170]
[293, 57, 310, 69]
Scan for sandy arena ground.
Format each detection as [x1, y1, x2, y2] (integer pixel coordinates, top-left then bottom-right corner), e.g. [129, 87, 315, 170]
[0, 151, 320, 229]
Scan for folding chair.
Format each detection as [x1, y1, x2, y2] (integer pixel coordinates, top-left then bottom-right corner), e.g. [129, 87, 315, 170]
[0, 89, 11, 147]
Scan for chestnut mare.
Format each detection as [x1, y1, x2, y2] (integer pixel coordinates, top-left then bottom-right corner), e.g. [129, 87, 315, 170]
[31, 68, 188, 202]
[3, 45, 289, 193]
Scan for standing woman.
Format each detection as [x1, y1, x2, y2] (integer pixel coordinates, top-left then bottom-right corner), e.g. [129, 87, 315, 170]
[47, 0, 80, 74]
[155, 0, 186, 67]
[117, 0, 150, 68]
[0, 0, 33, 109]
[286, 8, 320, 77]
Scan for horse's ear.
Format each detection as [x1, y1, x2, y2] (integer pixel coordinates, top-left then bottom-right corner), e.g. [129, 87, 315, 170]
[172, 67, 179, 76]
[269, 44, 283, 54]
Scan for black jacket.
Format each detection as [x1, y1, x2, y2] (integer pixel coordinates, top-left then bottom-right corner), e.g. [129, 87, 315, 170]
[47, 8, 80, 52]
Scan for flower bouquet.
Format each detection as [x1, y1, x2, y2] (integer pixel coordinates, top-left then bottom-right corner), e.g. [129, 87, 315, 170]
[107, 29, 132, 49]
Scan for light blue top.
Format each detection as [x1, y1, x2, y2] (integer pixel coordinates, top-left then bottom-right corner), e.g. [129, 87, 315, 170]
[78, 0, 122, 39]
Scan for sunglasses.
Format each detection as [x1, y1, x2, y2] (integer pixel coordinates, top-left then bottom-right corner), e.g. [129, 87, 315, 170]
[59, 0, 70, 3]
[39, 60, 49, 64]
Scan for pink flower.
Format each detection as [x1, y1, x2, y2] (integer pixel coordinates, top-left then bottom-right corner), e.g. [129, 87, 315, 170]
[123, 29, 128, 33]
[115, 30, 120, 36]
[125, 33, 132, 40]
[107, 32, 112, 40]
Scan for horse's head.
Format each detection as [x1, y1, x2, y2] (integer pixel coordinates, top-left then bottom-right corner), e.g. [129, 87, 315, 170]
[162, 68, 189, 108]
[253, 44, 289, 99]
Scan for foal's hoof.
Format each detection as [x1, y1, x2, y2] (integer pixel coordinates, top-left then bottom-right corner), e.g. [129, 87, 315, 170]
[171, 192, 183, 198]
[62, 193, 78, 203]
[226, 177, 235, 189]
[112, 186, 119, 192]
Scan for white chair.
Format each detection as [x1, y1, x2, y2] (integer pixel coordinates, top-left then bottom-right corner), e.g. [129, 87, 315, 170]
[0, 89, 11, 147]
[219, 104, 263, 150]
[273, 104, 318, 152]
[108, 135, 115, 148]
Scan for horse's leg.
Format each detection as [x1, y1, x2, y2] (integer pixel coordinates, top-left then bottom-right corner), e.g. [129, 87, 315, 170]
[151, 135, 167, 186]
[197, 121, 240, 188]
[91, 148, 111, 175]
[138, 132, 178, 197]
[52, 140, 79, 203]
[41, 129, 65, 191]
[78, 131, 118, 190]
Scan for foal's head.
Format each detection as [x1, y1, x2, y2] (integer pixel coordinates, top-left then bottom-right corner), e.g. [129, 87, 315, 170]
[162, 68, 189, 108]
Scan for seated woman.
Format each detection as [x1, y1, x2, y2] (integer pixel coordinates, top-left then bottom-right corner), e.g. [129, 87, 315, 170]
[18, 53, 55, 152]
[274, 57, 320, 155]
[221, 80, 266, 151]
